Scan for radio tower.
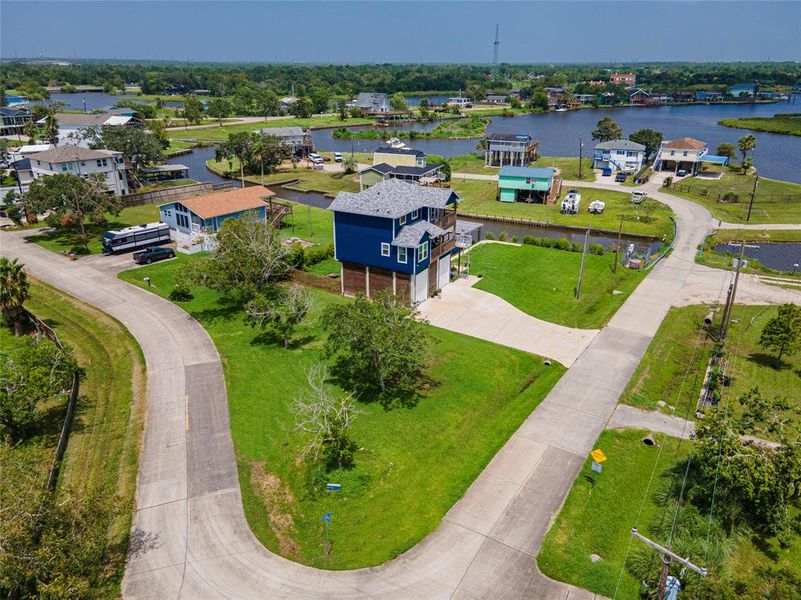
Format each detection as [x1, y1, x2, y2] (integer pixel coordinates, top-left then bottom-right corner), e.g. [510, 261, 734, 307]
[492, 24, 500, 80]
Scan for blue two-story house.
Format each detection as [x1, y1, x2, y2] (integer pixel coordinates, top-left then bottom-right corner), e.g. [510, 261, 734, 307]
[330, 179, 460, 303]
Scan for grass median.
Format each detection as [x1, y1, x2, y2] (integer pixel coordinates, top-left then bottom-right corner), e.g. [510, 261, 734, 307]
[118, 260, 564, 569]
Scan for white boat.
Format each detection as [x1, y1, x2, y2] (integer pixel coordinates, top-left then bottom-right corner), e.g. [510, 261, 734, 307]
[385, 137, 407, 149]
[560, 190, 581, 214]
[555, 107, 568, 112]
[588, 200, 605, 214]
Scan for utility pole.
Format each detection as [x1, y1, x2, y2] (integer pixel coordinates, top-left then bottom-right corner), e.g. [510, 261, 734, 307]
[745, 171, 759, 222]
[631, 528, 707, 600]
[576, 229, 590, 300]
[578, 137, 583, 180]
[720, 241, 746, 341]
[613, 214, 624, 273]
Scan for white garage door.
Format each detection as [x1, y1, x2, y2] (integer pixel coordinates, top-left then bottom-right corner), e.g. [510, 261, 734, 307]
[413, 269, 428, 304]
[438, 255, 451, 290]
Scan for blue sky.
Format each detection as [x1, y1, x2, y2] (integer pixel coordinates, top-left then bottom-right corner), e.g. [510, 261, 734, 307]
[1, 1, 799, 63]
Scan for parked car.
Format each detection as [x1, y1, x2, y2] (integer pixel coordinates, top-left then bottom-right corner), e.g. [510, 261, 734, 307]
[601, 167, 613, 177]
[677, 169, 688, 177]
[631, 191, 648, 204]
[133, 246, 175, 265]
[308, 153, 325, 164]
[615, 172, 628, 182]
[334, 152, 343, 162]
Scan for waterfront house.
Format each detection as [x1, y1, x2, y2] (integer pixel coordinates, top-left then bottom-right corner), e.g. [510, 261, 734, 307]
[484, 93, 509, 104]
[0, 106, 32, 137]
[497, 166, 559, 204]
[23, 145, 129, 195]
[354, 93, 390, 114]
[360, 147, 440, 189]
[139, 164, 190, 183]
[628, 89, 660, 105]
[10, 143, 53, 161]
[729, 83, 757, 97]
[695, 91, 723, 102]
[279, 96, 298, 111]
[158, 186, 277, 248]
[257, 126, 314, 157]
[593, 139, 646, 173]
[330, 178, 460, 303]
[37, 111, 142, 145]
[610, 72, 637, 86]
[654, 137, 708, 175]
[672, 92, 695, 103]
[575, 94, 597, 104]
[484, 133, 539, 167]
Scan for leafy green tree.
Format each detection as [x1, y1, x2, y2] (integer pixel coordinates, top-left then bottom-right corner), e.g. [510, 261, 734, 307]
[207, 97, 232, 125]
[342, 155, 357, 174]
[216, 130, 256, 186]
[147, 119, 171, 151]
[245, 284, 313, 348]
[528, 90, 549, 112]
[0, 257, 29, 336]
[591, 116, 622, 142]
[427, 155, 451, 181]
[290, 363, 360, 469]
[43, 110, 58, 145]
[336, 100, 349, 121]
[308, 87, 331, 114]
[759, 303, 801, 366]
[0, 336, 77, 440]
[23, 118, 38, 142]
[85, 125, 163, 181]
[715, 142, 737, 160]
[182, 215, 289, 299]
[389, 92, 408, 112]
[737, 133, 757, 164]
[251, 133, 291, 184]
[24, 174, 121, 241]
[182, 95, 204, 125]
[290, 96, 313, 119]
[259, 89, 280, 116]
[629, 128, 663, 158]
[322, 290, 430, 396]
[509, 96, 522, 109]
[418, 98, 430, 119]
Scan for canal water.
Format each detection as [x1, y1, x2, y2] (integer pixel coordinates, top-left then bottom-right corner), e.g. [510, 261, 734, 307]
[44, 92, 183, 111]
[714, 242, 801, 272]
[311, 101, 801, 183]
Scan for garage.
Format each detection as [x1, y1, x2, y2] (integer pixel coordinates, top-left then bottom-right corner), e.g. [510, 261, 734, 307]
[413, 269, 428, 304]
[438, 255, 451, 290]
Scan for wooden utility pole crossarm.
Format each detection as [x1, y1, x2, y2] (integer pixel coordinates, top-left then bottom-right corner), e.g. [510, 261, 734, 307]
[631, 527, 707, 600]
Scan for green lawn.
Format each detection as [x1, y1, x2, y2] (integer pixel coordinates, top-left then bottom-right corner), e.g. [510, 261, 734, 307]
[165, 140, 196, 156]
[669, 172, 801, 224]
[453, 179, 674, 239]
[539, 429, 801, 599]
[279, 201, 334, 246]
[305, 256, 340, 276]
[447, 153, 594, 181]
[206, 158, 361, 195]
[4, 279, 146, 598]
[168, 115, 374, 141]
[117, 261, 564, 569]
[469, 243, 646, 329]
[27, 204, 162, 255]
[719, 114, 801, 136]
[621, 305, 801, 438]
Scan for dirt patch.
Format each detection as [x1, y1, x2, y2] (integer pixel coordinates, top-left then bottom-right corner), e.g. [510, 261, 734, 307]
[250, 461, 300, 557]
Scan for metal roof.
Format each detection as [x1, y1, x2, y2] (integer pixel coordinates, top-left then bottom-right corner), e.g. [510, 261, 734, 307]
[374, 146, 425, 156]
[593, 139, 646, 151]
[329, 178, 458, 219]
[258, 126, 306, 138]
[499, 166, 555, 179]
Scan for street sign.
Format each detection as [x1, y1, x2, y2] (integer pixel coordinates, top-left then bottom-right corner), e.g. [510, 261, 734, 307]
[590, 448, 607, 463]
[326, 483, 341, 491]
[322, 512, 332, 523]
[591, 461, 602, 473]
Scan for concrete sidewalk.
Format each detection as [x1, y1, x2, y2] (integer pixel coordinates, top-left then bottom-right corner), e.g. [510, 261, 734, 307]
[419, 276, 598, 367]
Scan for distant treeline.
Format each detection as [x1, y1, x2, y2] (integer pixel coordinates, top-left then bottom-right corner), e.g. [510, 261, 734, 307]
[2, 61, 800, 101]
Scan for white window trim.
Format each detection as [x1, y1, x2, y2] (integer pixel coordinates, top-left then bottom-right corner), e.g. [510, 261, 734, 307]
[412, 209, 419, 220]
[380, 242, 390, 257]
[400, 214, 407, 225]
[398, 247, 407, 264]
[418, 241, 428, 262]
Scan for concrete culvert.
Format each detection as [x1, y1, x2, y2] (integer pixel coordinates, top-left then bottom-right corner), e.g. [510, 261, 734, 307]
[704, 312, 714, 326]
[642, 435, 656, 446]
[544, 360, 552, 366]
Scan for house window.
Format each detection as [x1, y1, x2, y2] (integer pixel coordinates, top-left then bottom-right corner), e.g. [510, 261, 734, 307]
[380, 242, 390, 257]
[400, 214, 407, 225]
[683, 151, 688, 157]
[417, 241, 428, 262]
[412, 209, 419, 220]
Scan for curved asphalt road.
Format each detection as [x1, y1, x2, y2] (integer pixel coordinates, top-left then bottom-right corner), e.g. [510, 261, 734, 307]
[1, 181, 787, 599]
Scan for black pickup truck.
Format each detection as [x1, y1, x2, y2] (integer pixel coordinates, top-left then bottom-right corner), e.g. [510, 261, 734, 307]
[133, 246, 175, 265]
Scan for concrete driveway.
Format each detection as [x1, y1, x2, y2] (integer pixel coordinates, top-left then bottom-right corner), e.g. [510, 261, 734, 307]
[419, 276, 598, 367]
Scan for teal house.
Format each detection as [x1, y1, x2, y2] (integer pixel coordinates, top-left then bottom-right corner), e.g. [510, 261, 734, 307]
[497, 166, 557, 204]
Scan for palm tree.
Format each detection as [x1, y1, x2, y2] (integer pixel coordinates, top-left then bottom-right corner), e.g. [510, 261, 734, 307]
[0, 257, 30, 336]
[251, 134, 268, 186]
[737, 134, 757, 165]
[44, 110, 59, 146]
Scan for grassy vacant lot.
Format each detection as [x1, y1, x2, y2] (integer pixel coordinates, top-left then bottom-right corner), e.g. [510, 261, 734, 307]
[469, 243, 646, 329]
[669, 172, 801, 224]
[206, 158, 361, 195]
[168, 115, 373, 141]
[447, 153, 594, 181]
[719, 113, 801, 136]
[165, 139, 196, 156]
[621, 305, 801, 438]
[453, 179, 673, 239]
[279, 201, 335, 246]
[538, 429, 801, 599]
[28, 203, 162, 255]
[118, 261, 564, 569]
[8, 279, 146, 598]
[698, 229, 801, 279]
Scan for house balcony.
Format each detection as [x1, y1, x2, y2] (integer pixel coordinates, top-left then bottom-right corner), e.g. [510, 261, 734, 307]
[431, 232, 455, 260]
[432, 209, 456, 231]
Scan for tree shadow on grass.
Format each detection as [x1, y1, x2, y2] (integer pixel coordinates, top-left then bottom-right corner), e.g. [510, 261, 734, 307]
[326, 362, 435, 411]
[189, 295, 245, 325]
[747, 352, 789, 371]
[248, 330, 315, 350]
[750, 531, 780, 562]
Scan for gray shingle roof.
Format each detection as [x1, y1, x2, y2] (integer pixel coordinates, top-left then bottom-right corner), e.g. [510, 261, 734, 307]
[593, 139, 646, 151]
[369, 163, 439, 177]
[355, 93, 389, 110]
[258, 126, 306, 138]
[25, 145, 120, 163]
[391, 221, 447, 248]
[329, 178, 458, 219]
[374, 146, 425, 157]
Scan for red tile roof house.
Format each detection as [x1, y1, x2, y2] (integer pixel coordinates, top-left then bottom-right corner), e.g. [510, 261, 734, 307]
[158, 186, 279, 252]
[610, 72, 637, 86]
[654, 137, 710, 176]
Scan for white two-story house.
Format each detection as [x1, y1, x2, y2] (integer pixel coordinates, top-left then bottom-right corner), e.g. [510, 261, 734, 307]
[654, 137, 708, 176]
[24, 145, 130, 196]
[592, 139, 646, 173]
